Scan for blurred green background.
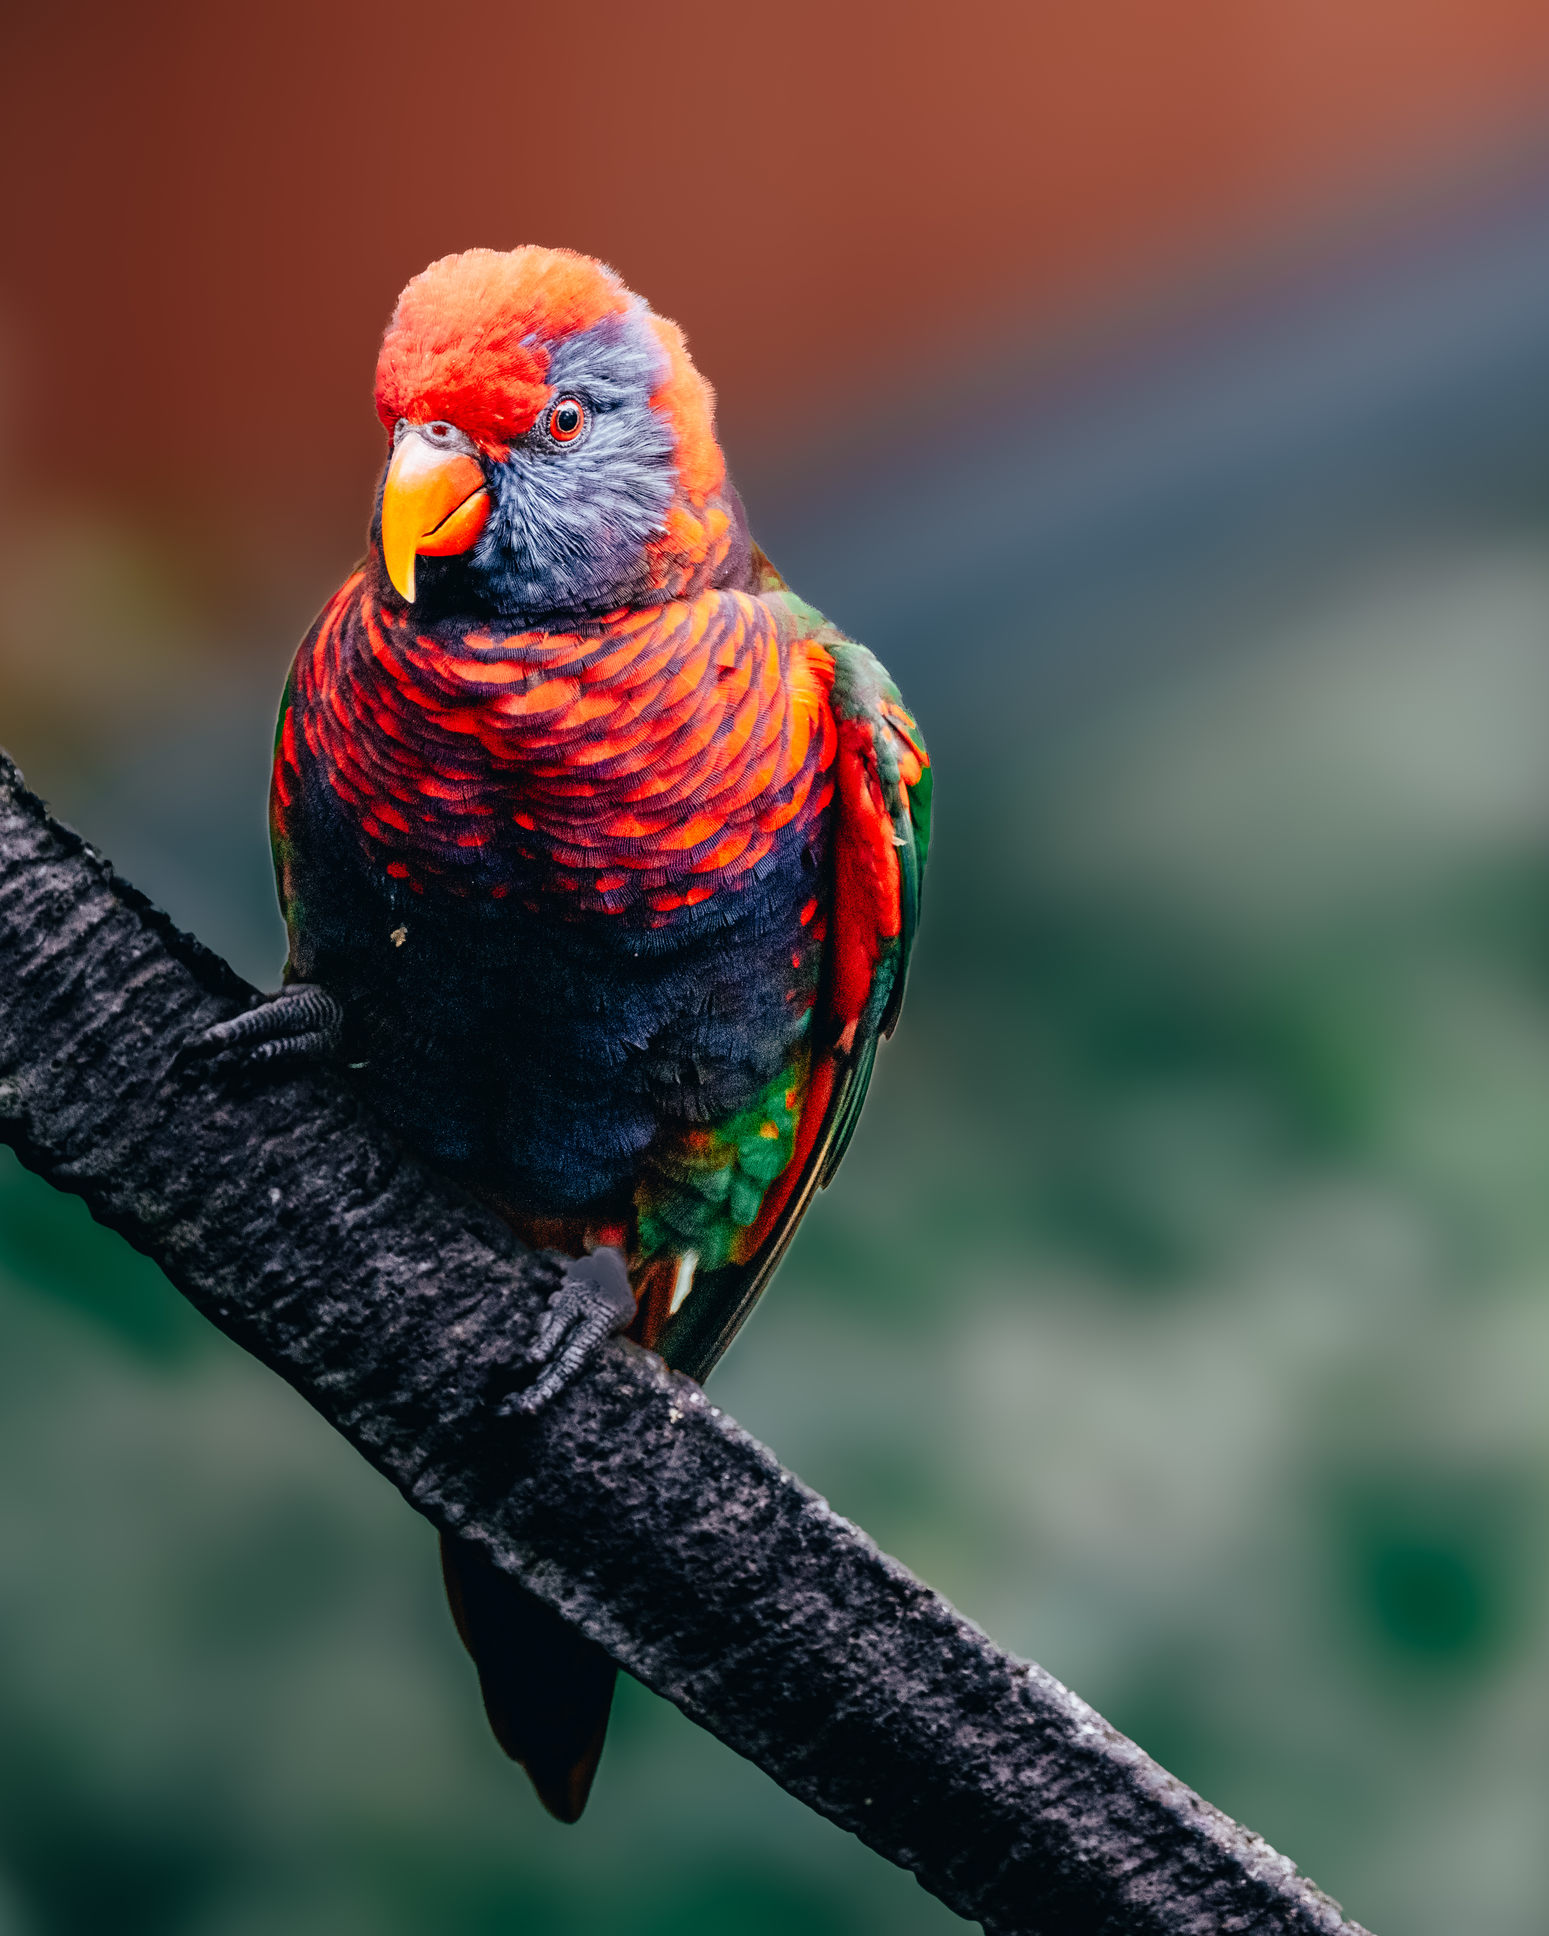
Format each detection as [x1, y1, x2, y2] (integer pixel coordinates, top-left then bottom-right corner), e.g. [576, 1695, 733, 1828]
[12, 6, 1549, 1932]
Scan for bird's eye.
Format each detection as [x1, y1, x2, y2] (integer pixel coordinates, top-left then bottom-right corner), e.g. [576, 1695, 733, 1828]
[547, 397, 586, 444]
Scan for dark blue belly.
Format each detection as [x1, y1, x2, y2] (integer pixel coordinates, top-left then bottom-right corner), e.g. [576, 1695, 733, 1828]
[284, 791, 827, 1211]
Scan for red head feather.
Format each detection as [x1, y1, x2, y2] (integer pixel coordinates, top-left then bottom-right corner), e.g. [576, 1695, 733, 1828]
[644, 312, 724, 503]
[374, 247, 628, 455]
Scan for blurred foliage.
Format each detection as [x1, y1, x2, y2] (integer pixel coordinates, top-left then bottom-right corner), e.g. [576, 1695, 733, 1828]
[11, 499, 1549, 1934]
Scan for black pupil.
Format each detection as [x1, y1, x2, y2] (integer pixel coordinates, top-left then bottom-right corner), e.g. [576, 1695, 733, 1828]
[555, 403, 580, 435]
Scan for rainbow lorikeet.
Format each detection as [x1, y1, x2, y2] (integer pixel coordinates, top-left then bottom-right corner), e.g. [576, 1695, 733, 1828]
[207, 247, 931, 1820]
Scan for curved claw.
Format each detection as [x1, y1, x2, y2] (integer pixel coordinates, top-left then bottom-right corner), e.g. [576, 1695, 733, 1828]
[194, 982, 344, 1065]
[500, 1248, 637, 1417]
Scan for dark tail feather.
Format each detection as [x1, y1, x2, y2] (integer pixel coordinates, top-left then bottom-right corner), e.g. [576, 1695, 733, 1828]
[439, 1533, 617, 1822]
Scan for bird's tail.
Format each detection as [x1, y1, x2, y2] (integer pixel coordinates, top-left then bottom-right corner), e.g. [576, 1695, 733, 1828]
[435, 1251, 681, 1819]
[439, 1532, 617, 1823]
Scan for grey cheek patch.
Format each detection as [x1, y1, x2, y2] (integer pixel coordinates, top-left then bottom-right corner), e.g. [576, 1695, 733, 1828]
[481, 302, 680, 617]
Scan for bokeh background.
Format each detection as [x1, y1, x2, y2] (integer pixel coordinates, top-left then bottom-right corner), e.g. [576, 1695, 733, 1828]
[8, 4, 1549, 1930]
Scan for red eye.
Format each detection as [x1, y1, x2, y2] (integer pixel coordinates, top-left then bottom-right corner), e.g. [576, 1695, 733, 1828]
[548, 397, 586, 444]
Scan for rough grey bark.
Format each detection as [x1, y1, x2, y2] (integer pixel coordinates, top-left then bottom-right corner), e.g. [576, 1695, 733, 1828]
[0, 748, 1373, 1936]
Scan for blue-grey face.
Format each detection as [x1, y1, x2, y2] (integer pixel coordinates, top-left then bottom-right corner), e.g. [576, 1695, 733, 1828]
[382, 301, 680, 624]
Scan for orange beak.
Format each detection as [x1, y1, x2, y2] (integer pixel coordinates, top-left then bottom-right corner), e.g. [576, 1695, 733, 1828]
[379, 432, 492, 603]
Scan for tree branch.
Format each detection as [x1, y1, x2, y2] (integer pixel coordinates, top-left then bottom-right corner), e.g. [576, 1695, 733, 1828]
[0, 749, 1372, 1936]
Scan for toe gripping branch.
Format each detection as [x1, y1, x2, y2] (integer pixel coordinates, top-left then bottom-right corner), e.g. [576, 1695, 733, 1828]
[194, 979, 634, 1412]
[196, 982, 344, 1064]
[194, 984, 633, 1414]
[500, 1248, 638, 1417]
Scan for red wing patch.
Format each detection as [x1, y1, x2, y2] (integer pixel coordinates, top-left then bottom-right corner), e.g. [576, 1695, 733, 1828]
[829, 717, 902, 1052]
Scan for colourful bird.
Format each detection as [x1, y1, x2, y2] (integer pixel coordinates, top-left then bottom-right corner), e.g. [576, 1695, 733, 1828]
[208, 246, 931, 1821]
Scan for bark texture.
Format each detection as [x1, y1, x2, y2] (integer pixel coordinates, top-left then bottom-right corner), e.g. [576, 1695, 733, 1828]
[0, 750, 1373, 1936]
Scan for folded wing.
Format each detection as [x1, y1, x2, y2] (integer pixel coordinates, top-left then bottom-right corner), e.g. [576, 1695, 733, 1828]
[650, 614, 931, 1382]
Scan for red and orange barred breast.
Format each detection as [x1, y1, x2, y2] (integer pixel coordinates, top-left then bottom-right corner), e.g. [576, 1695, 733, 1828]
[274, 572, 841, 922]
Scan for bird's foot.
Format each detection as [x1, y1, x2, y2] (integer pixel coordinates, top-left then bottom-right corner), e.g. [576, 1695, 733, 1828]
[194, 982, 344, 1065]
[499, 1247, 637, 1417]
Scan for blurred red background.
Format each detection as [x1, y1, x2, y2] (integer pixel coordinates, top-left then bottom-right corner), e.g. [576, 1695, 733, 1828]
[9, 0, 1549, 543]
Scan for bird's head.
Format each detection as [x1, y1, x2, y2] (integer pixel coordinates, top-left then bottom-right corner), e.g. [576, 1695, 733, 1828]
[369, 246, 738, 622]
